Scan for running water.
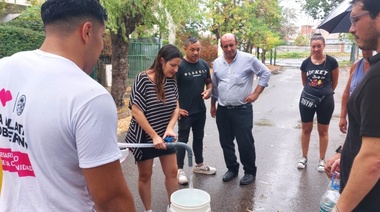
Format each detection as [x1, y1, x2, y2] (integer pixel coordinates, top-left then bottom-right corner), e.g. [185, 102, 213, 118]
[188, 170, 194, 199]
[188, 172, 194, 190]
[170, 169, 211, 211]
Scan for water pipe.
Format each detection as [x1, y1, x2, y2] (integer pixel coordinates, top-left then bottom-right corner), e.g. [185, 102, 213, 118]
[118, 142, 193, 167]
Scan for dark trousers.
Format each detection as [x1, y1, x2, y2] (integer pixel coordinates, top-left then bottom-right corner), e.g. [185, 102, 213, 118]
[176, 111, 206, 169]
[216, 104, 257, 175]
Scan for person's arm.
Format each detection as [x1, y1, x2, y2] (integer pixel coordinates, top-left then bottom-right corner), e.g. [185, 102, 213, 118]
[75, 94, 135, 211]
[325, 149, 342, 179]
[202, 78, 213, 100]
[210, 65, 218, 118]
[301, 71, 307, 87]
[83, 161, 136, 212]
[335, 136, 380, 212]
[131, 104, 165, 149]
[339, 64, 357, 133]
[164, 101, 180, 138]
[244, 85, 265, 103]
[245, 60, 270, 103]
[331, 67, 339, 91]
[210, 97, 217, 118]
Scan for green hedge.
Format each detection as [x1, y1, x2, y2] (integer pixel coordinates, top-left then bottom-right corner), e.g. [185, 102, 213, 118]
[0, 24, 45, 58]
[6, 6, 44, 32]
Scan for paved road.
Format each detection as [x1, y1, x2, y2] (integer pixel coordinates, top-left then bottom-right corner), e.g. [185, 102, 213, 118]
[120, 66, 349, 212]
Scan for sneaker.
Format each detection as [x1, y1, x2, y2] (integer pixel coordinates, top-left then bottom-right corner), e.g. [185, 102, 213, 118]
[297, 157, 307, 169]
[177, 169, 188, 185]
[167, 205, 171, 212]
[317, 160, 325, 172]
[193, 162, 217, 175]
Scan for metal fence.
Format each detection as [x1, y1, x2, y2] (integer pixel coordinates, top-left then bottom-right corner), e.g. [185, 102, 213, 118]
[128, 38, 161, 82]
[92, 38, 161, 85]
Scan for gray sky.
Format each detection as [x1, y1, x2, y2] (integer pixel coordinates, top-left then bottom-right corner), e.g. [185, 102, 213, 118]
[280, 0, 318, 27]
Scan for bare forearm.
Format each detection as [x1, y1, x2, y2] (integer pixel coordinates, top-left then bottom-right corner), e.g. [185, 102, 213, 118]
[132, 106, 158, 139]
[167, 104, 180, 130]
[84, 162, 136, 212]
[337, 155, 380, 211]
[211, 97, 217, 107]
[253, 85, 264, 95]
[341, 73, 353, 119]
[332, 69, 339, 91]
[301, 72, 307, 87]
[96, 191, 136, 212]
[336, 137, 380, 211]
[206, 83, 213, 92]
[340, 91, 349, 119]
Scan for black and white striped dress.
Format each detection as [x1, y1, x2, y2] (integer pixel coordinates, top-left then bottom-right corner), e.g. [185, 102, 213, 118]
[125, 71, 178, 161]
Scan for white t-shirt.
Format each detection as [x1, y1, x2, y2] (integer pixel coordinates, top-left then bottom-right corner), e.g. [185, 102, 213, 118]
[0, 50, 121, 211]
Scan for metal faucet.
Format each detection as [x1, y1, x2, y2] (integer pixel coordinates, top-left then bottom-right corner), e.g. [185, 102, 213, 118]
[118, 142, 193, 167]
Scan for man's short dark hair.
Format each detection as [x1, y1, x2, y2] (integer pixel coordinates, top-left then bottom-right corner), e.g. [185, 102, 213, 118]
[184, 36, 199, 47]
[351, 0, 380, 19]
[41, 0, 108, 27]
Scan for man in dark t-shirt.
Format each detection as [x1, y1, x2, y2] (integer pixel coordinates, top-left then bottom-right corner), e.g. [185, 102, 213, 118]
[324, 1, 380, 211]
[175, 36, 216, 185]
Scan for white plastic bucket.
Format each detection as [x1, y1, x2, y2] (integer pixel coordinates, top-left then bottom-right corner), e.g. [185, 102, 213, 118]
[170, 188, 211, 212]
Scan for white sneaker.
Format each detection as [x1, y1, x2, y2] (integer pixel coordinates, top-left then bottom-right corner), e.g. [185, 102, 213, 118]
[177, 169, 188, 185]
[317, 160, 325, 172]
[193, 162, 217, 175]
[297, 157, 307, 169]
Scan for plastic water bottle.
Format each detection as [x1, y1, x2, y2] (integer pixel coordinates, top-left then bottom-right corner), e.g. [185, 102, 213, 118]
[319, 174, 340, 212]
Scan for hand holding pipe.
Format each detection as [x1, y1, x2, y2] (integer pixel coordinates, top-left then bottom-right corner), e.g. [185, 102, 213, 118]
[118, 142, 193, 167]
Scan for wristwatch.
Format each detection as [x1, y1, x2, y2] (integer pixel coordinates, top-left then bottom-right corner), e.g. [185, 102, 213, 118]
[335, 145, 342, 154]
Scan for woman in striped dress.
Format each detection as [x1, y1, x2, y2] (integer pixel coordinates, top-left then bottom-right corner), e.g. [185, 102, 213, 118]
[125, 44, 182, 212]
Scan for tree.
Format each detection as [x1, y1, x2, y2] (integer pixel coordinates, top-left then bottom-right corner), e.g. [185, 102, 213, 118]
[100, 0, 204, 109]
[245, 0, 283, 62]
[208, 0, 283, 61]
[208, 0, 246, 42]
[293, 34, 308, 46]
[279, 7, 298, 42]
[298, 0, 344, 20]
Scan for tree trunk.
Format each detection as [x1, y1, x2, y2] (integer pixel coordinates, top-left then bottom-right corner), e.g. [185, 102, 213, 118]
[110, 29, 129, 109]
[261, 49, 267, 64]
[99, 62, 107, 87]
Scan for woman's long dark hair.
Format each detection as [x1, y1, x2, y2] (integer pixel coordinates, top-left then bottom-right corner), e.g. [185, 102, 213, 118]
[149, 44, 182, 101]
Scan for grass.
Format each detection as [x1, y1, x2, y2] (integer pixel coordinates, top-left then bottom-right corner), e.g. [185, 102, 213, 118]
[338, 60, 352, 67]
[275, 52, 309, 59]
[275, 51, 351, 59]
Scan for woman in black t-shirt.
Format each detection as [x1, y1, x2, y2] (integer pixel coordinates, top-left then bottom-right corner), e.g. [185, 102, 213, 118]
[297, 33, 339, 172]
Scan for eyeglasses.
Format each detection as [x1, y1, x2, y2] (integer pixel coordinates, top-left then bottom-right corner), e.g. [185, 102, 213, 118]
[350, 11, 370, 27]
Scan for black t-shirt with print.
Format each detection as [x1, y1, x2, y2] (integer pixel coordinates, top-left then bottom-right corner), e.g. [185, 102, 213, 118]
[176, 58, 210, 115]
[300, 55, 338, 97]
[340, 53, 380, 211]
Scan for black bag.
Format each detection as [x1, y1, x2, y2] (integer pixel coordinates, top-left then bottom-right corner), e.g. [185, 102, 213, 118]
[300, 90, 324, 108]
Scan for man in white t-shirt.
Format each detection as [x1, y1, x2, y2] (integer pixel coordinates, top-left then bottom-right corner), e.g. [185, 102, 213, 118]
[0, 0, 135, 211]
